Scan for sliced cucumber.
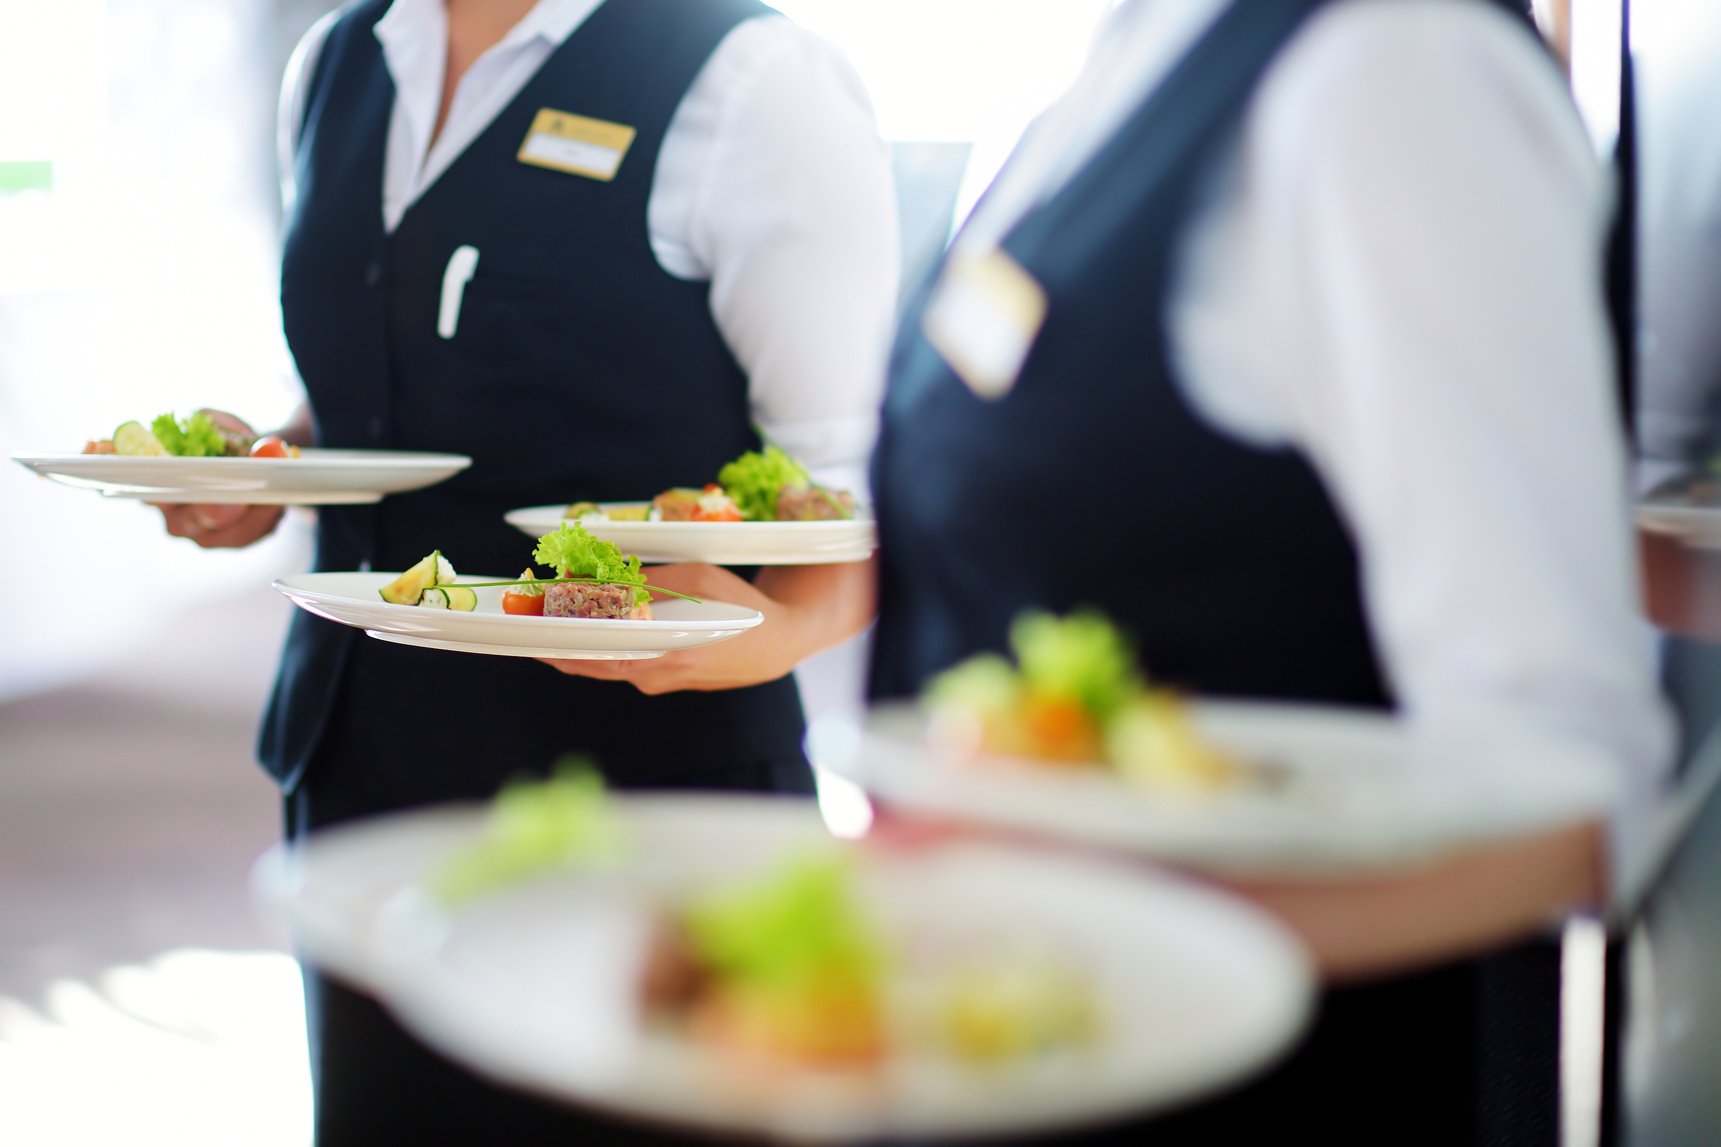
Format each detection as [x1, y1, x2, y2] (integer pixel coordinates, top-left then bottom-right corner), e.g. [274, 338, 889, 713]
[380, 551, 443, 605]
[112, 420, 166, 456]
[417, 584, 477, 611]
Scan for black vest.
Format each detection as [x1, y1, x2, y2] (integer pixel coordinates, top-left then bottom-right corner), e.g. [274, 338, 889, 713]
[870, 0, 1392, 710]
[262, 0, 810, 802]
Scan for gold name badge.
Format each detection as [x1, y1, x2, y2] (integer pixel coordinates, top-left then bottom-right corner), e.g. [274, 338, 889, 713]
[517, 109, 638, 182]
[923, 245, 1050, 400]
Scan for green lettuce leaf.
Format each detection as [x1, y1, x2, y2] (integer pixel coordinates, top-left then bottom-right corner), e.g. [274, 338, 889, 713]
[924, 653, 1021, 717]
[716, 446, 810, 522]
[1009, 610, 1143, 721]
[431, 763, 624, 906]
[531, 522, 647, 605]
[683, 852, 884, 993]
[150, 412, 229, 458]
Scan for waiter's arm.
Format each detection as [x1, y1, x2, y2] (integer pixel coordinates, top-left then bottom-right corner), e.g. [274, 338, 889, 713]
[542, 559, 877, 692]
[544, 19, 896, 693]
[1219, 822, 1603, 982]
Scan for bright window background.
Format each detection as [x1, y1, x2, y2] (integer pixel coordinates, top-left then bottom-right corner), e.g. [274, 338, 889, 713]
[0, 0, 1113, 704]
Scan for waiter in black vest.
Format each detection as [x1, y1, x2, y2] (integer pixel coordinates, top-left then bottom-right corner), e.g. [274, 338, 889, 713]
[159, 0, 894, 1141]
[599, 0, 1671, 1142]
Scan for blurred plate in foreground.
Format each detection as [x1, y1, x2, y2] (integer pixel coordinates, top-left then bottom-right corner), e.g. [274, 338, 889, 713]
[258, 796, 1311, 1142]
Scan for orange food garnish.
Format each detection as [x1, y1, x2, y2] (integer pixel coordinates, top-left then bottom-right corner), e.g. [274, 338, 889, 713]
[1018, 696, 1103, 763]
[501, 592, 546, 616]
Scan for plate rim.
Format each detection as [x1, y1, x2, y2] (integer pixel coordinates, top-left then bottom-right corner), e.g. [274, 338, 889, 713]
[287, 795, 1314, 1142]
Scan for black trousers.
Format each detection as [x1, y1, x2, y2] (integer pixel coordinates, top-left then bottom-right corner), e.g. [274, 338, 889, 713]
[295, 940, 1561, 1147]
[284, 675, 817, 1147]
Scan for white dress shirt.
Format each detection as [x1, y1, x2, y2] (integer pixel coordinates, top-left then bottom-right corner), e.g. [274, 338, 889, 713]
[961, 0, 1673, 896]
[279, 0, 899, 483]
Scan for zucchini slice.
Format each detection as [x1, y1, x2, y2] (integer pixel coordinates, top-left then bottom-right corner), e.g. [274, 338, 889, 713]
[380, 551, 445, 605]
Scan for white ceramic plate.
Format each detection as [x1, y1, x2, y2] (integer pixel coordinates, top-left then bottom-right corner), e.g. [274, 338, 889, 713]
[12, 448, 472, 505]
[505, 502, 877, 565]
[272, 572, 762, 660]
[1638, 477, 1721, 549]
[258, 796, 1311, 1142]
[824, 702, 1619, 878]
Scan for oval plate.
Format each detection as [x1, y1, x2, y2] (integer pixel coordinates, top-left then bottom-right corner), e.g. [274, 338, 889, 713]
[258, 795, 1312, 1143]
[13, 448, 472, 505]
[505, 503, 877, 565]
[824, 701, 1619, 878]
[272, 571, 762, 660]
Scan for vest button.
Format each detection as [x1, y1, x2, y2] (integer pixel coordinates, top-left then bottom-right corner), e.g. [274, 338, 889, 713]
[364, 262, 382, 286]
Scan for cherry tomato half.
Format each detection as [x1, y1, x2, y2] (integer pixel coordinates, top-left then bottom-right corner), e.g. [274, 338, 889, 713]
[502, 592, 546, 616]
[250, 436, 293, 459]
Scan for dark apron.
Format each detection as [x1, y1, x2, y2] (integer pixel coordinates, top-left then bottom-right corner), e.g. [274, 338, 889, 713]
[869, 1, 1560, 1142]
[270, 2, 810, 1141]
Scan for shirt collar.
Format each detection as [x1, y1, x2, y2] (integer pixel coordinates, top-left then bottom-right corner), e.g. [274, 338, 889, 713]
[374, 0, 607, 56]
[505, 0, 608, 48]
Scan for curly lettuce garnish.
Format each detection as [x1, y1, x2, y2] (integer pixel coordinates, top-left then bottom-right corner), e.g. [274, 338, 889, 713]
[684, 852, 884, 995]
[150, 412, 230, 458]
[532, 522, 648, 606]
[1010, 611, 1143, 723]
[716, 446, 810, 522]
[432, 763, 624, 906]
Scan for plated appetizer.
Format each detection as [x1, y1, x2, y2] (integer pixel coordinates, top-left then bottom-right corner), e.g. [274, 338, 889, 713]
[377, 522, 658, 620]
[566, 446, 859, 525]
[640, 851, 1097, 1072]
[81, 412, 299, 459]
[926, 611, 1240, 792]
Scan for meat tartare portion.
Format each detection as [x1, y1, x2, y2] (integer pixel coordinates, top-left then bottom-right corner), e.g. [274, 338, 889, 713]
[543, 581, 653, 621]
[776, 486, 857, 522]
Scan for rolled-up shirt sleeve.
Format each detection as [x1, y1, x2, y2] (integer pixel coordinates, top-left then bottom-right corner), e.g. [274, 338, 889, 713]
[650, 18, 901, 493]
[1171, 0, 1675, 901]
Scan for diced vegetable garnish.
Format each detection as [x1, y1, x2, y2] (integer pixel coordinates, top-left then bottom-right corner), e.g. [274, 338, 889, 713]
[926, 610, 1238, 788]
[563, 501, 600, 520]
[431, 764, 624, 906]
[672, 853, 888, 1066]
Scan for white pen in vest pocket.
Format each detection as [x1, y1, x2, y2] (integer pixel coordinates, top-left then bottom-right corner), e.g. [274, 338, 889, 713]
[438, 245, 480, 340]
